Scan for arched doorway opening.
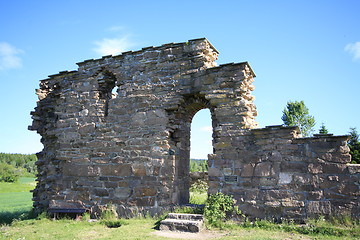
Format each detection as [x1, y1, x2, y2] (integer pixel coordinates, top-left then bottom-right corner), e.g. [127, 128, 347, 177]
[168, 95, 216, 205]
[189, 109, 212, 204]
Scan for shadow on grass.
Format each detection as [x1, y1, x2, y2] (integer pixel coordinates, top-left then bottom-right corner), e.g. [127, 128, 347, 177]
[0, 209, 37, 225]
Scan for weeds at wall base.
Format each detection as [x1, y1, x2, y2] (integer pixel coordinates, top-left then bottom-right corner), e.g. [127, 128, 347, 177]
[211, 216, 360, 238]
[0, 209, 38, 225]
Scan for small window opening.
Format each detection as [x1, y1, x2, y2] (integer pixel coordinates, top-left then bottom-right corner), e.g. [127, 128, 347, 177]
[97, 71, 117, 116]
[111, 86, 119, 99]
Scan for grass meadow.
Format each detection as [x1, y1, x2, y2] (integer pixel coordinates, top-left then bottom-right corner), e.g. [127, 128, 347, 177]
[1, 178, 359, 240]
[0, 177, 36, 224]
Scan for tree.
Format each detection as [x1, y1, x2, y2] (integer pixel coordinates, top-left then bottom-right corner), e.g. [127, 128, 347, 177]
[0, 162, 19, 182]
[281, 100, 315, 137]
[348, 127, 360, 164]
[319, 122, 329, 134]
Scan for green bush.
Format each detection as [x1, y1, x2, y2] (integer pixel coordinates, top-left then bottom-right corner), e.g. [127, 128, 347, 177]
[0, 162, 20, 182]
[190, 159, 208, 172]
[238, 217, 360, 238]
[190, 179, 208, 194]
[204, 192, 242, 227]
[174, 206, 204, 214]
[100, 219, 125, 228]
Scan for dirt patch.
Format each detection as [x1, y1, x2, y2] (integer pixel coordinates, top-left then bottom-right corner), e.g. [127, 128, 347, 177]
[152, 229, 225, 239]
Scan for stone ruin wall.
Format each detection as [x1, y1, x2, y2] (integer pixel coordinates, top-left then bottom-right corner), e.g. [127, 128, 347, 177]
[29, 38, 360, 220]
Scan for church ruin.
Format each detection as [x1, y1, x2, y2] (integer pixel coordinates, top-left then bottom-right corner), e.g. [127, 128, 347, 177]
[29, 38, 359, 220]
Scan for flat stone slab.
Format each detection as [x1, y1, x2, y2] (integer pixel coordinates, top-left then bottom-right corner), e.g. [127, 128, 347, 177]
[160, 213, 204, 233]
[160, 218, 203, 233]
[167, 213, 204, 221]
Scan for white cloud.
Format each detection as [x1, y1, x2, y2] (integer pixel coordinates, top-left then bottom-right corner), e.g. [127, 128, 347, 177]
[200, 126, 213, 132]
[345, 42, 360, 60]
[0, 42, 23, 71]
[93, 35, 135, 56]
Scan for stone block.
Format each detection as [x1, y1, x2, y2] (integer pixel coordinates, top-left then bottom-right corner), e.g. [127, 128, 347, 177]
[254, 162, 272, 177]
[213, 142, 231, 149]
[307, 201, 332, 215]
[134, 187, 157, 197]
[93, 188, 109, 197]
[129, 197, 155, 206]
[104, 181, 118, 188]
[99, 164, 132, 176]
[278, 172, 293, 185]
[114, 188, 131, 199]
[308, 163, 323, 174]
[281, 200, 304, 208]
[208, 167, 222, 177]
[132, 163, 147, 177]
[63, 164, 99, 177]
[308, 190, 323, 200]
[241, 164, 255, 177]
[281, 162, 307, 173]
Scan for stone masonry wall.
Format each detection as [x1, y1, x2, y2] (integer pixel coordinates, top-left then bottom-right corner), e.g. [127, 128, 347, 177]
[30, 38, 359, 219]
[209, 125, 359, 220]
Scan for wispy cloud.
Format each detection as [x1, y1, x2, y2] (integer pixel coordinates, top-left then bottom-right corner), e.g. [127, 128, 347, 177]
[0, 42, 23, 71]
[345, 42, 360, 61]
[93, 35, 136, 56]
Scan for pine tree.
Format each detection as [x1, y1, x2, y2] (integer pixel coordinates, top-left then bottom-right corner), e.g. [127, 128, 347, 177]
[348, 127, 360, 164]
[319, 122, 329, 134]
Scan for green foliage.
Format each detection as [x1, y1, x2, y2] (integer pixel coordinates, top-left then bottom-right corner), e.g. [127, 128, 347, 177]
[239, 217, 360, 238]
[204, 192, 242, 227]
[99, 204, 118, 220]
[190, 159, 208, 172]
[0, 162, 20, 182]
[97, 204, 126, 228]
[348, 127, 360, 164]
[189, 179, 208, 204]
[0, 177, 36, 224]
[281, 100, 315, 137]
[0, 153, 38, 180]
[174, 206, 204, 214]
[190, 192, 208, 205]
[190, 179, 208, 193]
[318, 122, 329, 134]
[100, 219, 126, 228]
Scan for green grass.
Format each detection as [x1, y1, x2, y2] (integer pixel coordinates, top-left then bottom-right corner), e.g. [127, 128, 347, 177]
[0, 178, 359, 240]
[0, 177, 36, 224]
[1, 217, 358, 240]
[0, 177, 36, 193]
[0, 218, 168, 240]
[189, 191, 207, 205]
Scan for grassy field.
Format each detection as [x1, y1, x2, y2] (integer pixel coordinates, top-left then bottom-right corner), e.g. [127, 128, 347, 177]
[0, 178, 359, 240]
[0, 177, 36, 224]
[1, 216, 359, 240]
[0, 177, 35, 211]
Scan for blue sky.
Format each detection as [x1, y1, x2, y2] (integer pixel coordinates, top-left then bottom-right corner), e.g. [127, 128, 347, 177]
[0, 0, 359, 158]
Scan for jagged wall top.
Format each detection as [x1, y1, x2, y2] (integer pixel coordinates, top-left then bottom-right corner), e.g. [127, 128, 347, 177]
[41, 38, 219, 80]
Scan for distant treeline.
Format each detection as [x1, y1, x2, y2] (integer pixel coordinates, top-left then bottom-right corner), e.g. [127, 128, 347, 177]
[190, 159, 208, 172]
[0, 153, 37, 182]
